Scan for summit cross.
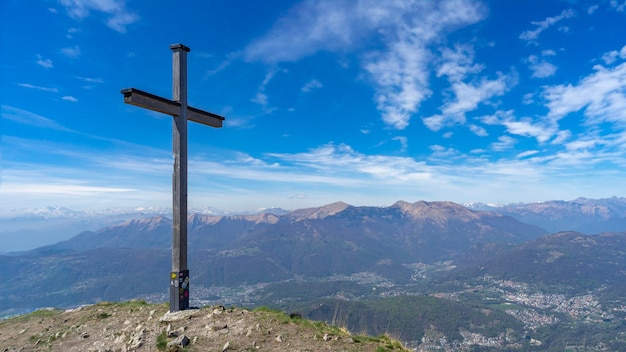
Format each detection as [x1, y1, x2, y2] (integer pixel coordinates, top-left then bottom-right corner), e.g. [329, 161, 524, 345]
[121, 44, 225, 312]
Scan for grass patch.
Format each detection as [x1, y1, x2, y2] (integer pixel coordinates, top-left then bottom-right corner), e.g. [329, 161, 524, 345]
[156, 331, 168, 351]
[95, 312, 110, 319]
[29, 308, 61, 318]
[252, 306, 407, 350]
[254, 306, 344, 334]
[353, 334, 406, 351]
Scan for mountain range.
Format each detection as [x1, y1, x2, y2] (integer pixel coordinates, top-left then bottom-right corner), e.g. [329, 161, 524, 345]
[464, 196, 626, 233]
[2, 198, 626, 350]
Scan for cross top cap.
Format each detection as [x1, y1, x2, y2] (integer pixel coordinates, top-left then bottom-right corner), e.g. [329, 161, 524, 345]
[170, 43, 190, 52]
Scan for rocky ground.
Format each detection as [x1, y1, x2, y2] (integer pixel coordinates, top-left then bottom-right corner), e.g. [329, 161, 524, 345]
[0, 301, 408, 352]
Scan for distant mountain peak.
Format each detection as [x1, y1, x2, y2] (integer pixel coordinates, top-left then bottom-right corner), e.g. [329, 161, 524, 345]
[286, 201, 350, 221]
[392, 200, 480, 220]
[116, 215, 170, 231]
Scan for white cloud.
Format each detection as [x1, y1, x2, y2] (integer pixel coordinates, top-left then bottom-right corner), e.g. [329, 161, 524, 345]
[392, 136, 408, 152]
[66, 27, 80, 39]
[587, 4, 599, 14]
[17, 83, 59, 92]
[266, 143, 433, 184]
[301, 79, 323, 92]
[543, 61, 626, 126]
[61, 45, 81, 58]
[251, 68, 283, 112]
[481, 110, 556, 143]
[423, 72, 514, 131]
[601, 45, 626, 65]
[522, 92, 535, 105]
[0, 183, 134, 196]
[436, 44, 484, 81]
[36, 55, 53, 69]
[445, 75, 512, 115]
[62, 96, 79, 102]
[365, 1, 486, 130]
[365, 39, 432, 129]
[610, 0, 626, 12]
[1, 105, 75, 132]
[519, 9, 575, 42]
[244, 1, 377, 63]
[205, 52, 239, 77]
[429, 144, 459, 158]
[491, 135, 517, 151]
[422, 114, 446, 131]
[501, 119, 555, 143]
[244, 0, 486, 130]
[516, 150, 539, 158]
[602, 51, 619, 65]
[552, 130, 572, 145]
[59, 0, 139, 33]
[76, 76, 104, 83]
[527, 55, 557, 78]
[469, 124, 488, 136]
[565, 139, 598, 151]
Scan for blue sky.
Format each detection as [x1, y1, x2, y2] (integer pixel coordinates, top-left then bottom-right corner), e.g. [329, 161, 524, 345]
[1, 0, 626, 214]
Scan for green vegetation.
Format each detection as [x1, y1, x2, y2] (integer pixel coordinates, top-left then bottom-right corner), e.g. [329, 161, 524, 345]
[156, 330, 168, 350]
[95, 312, 110, 319]
[252, 306, 408, 350]
[0, 308, 62, 328]
[297, 295, 524, 345]
[254, 306, 344, 334]
[531, 321, 626, 351]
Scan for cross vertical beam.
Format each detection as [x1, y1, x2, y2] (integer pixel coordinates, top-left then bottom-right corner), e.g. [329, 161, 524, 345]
[171, 44, 189, 311]
[121, 44, 225, 312]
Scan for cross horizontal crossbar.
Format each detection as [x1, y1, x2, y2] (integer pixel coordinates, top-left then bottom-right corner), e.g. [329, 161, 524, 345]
[121, 88, 224, 128]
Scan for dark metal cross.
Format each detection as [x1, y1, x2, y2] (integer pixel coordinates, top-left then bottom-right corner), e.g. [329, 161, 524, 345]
[121, 44, 224, 312]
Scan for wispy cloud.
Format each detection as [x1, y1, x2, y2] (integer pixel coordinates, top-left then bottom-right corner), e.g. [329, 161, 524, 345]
[519, 9, 575, 43]
[76, 76, 104, 83]
[517, 150, 539, 158]
[481, 110, 556, 143]
[204, 52, 240, 77]
[527, 55, 557, 78]
[61, 45, 81, 58]
[17, 83, 59, 92]
[469, 124, 488, 137]
[75, 76, 104, 89]
[244, 0, 486, 130]
[4, 132, 624, 210]
[36, 55, 53, 69]
[364, 1, 486, 130]
[251, 67, 282, 113]
[392, 136, 408, 152]
[490, 135, 517, 151]
[601, 45, 626, 65]
[422, 43, 516, 132]
[301, 79, 323, 93]
[542, 61, 626, 126]
[610, 0, 626, 12]
[1, 183, 134, 196]
[62, 96, 79, 102]
[1, 105, 75, 132]
[244, 1, 364, 63]
[59, 0, 139, 33]
[436, 44, 484, 82]
[423, 72, 515, 131]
